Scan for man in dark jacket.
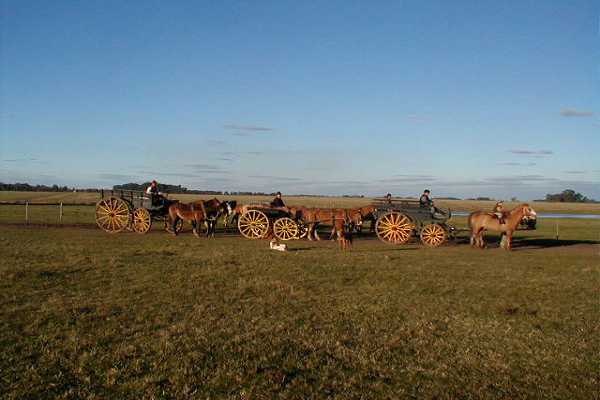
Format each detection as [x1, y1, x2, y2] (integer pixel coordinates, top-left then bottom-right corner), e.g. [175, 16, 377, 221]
[419, 189, 433, 207]
[270, 192, 285, 207]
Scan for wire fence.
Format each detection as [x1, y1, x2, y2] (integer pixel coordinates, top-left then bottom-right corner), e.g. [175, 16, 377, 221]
[0, 202, 96, 225]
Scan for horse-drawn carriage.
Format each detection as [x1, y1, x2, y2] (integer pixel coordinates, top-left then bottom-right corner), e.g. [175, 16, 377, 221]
[95, 189, 180, 234]
[371, 197, 456, 247]
[237, 205, 307, 241]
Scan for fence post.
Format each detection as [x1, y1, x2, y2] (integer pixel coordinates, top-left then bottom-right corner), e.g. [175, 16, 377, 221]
[25, 201, 29, 224]
[555, 222, 559, 240]
[59, 202, 63, 224]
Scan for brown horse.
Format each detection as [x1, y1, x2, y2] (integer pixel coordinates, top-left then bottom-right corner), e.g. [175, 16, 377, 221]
[295, 207, 352, 250]
[327, 206, 370, 239]
[468, 204, 537, 250]
[168, 198, 225, 238]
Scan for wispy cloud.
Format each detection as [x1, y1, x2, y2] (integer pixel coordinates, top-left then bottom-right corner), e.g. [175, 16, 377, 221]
[564, 170, 585, 174]
[248, 175, 303, 182]
[497, 162, 536, 166]
[143, 171, 204, 178]
[405, 115, 430, 123]
[207, 139, 228, 146]
[97, 173, 140, 181]
[560, 108, 594, 117]
[377, 174, 435, 182]
[508, 149, 553, 155]
[2, 157, 38, 162]
[224, 124, 274, 135]
[185, 163, 222, 171]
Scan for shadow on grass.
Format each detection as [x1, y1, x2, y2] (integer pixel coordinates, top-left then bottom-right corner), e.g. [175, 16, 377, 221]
[513, 238, 600, 249]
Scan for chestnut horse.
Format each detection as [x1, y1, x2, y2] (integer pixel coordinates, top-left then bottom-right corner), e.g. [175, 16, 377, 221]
[468, 204, 537, 250]
[168, 198, 225, 238]
[327, 206, 373, 239]
[294, 207, 353, 250]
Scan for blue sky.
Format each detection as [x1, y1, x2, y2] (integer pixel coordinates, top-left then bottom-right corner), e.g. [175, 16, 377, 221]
[1, 0, 598, 199]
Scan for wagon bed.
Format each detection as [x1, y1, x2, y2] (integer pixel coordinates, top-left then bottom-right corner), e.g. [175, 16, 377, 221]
[371, 197, 455, 247]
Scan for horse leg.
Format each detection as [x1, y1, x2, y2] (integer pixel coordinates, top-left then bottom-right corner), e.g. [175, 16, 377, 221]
[192, 219, 200, 238]
[314, 223, 321, 241]
[505, 231, 513, 250]
[329, 225, 337, 241]
[476, 228, 485, 248]
[470, 226, 479, 247]
[337, 227, 345, 250]
[171, 216, 179, 237]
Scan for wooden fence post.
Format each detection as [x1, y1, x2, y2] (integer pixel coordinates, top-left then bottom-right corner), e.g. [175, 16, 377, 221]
[59, 202, 63, 224]
[25, 201, 29, 224]
[555, 222, 559, 240]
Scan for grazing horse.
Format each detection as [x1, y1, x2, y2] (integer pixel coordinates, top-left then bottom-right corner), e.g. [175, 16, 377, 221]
[295, 207, 353, 250]
[468, 204, 537, 250]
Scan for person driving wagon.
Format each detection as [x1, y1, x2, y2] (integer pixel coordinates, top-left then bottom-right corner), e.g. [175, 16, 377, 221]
[145, 180, 166, 208]
[270, 191, 286, 208]
[420, 189, 446, 219]
[419, 189, 433, 208]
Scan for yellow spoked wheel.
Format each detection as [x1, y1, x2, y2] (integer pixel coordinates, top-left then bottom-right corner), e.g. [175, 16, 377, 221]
[273, 217, 299, 241]
[132, 208, 152, 234]
[95, 197, 131, 233]
[238, 209, 269, 239]
[375, 212, 414, 244]
[420, 223, 447, 247]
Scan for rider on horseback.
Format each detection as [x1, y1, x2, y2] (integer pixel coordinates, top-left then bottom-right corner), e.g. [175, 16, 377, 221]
[493, 201, 506, 224]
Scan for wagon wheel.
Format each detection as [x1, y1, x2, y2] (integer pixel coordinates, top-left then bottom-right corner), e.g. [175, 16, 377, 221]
[132, 208, 152, 234]
[95, 197, 131, 233]
[273, 217, 299, 241]
[375, 212, 414, 244]
[420, 223, 447, 247]
[238, 209, 269, 239]
[164, 218, 184, 234]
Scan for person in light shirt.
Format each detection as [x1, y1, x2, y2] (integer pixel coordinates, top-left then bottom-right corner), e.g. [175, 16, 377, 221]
[145, 180, 165, 207]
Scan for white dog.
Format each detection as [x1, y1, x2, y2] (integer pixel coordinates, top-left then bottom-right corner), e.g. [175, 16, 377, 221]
[269, 239, 288, 252]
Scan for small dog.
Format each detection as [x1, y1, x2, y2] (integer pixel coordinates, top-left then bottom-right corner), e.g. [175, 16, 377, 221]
[269, 239, 288, 252]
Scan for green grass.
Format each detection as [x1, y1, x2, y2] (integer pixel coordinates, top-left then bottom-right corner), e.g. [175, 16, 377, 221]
[1, 218, 598, 399]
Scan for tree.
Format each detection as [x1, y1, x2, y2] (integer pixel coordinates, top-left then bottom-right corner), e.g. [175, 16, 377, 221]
[545, 189, 592, 203]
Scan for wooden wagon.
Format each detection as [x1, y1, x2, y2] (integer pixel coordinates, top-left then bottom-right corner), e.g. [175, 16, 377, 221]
[372, 197, 456, 247]
[237, 205, 307, 241]
[94, 189, 181, 234]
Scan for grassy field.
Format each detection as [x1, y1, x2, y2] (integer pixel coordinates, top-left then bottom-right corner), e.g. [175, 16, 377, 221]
[2, 191, 600, 215]
[1, 213, 598, 398]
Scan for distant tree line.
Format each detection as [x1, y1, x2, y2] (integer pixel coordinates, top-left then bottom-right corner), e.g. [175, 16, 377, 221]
[0, 182, 100, 192]
[113, 182, 283, 196]
[542, 189, 596, 203]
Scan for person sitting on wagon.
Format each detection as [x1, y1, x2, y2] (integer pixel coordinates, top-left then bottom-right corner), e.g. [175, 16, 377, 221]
[385, 193, 393, 204]
[145, 180, 165, 208]
[493, 201, 506, 224]
[419, 189, 433, 208]
[270, 191, 286, 208]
